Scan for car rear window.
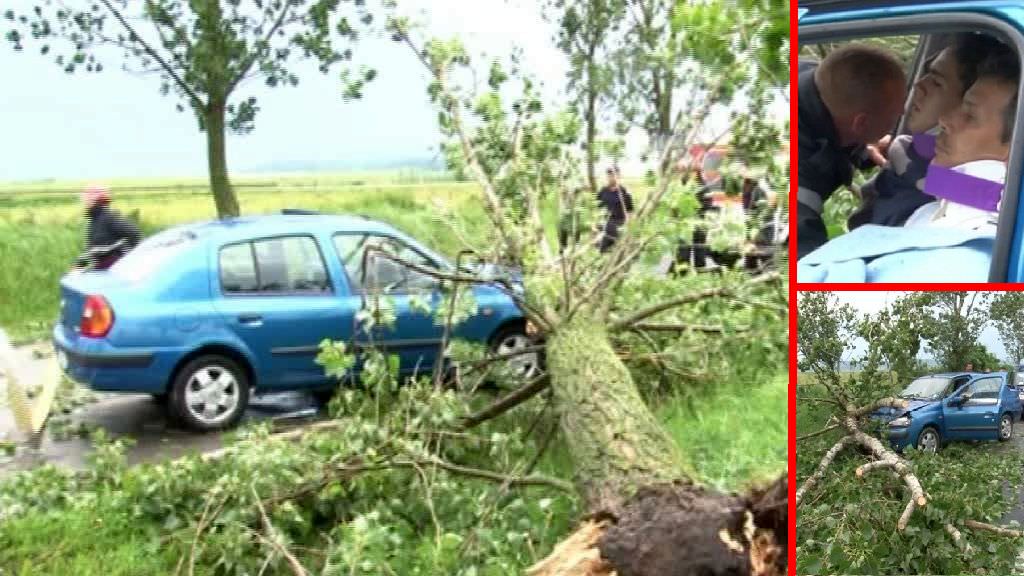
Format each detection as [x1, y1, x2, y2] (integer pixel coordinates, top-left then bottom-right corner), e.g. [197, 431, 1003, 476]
[109, 229, 197, 282]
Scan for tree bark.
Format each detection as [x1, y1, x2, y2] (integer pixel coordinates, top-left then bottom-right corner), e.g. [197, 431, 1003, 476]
[537, 316, 788, 576]
[205, 101, 240, 219]
[547, 317, 684, 514]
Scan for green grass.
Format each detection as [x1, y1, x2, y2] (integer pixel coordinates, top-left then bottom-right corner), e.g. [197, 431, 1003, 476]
[662, 373, 787, 491]
[0, 504, 184, 576]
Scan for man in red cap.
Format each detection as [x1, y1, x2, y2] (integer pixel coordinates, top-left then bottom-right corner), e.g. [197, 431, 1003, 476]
[80, 184, 141, 270]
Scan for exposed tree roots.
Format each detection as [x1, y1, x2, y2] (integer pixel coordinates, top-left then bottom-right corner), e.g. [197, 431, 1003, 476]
[528, 476, 787, 576]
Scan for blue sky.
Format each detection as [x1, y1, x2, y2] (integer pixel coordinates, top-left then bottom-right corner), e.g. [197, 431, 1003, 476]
[0, 0, 571, 181]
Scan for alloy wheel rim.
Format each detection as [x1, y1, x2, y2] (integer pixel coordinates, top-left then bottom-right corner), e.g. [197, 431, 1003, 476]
[919, 431, 938, 453]
[184, 365, 239, 425]
[496, 334, 539, 379]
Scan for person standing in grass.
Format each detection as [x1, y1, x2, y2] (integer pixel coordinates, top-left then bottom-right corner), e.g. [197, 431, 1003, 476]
[79, 184, 141, 270]
[596, 166, 634, 253]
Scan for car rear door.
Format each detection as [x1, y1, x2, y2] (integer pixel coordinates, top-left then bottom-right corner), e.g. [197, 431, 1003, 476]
[944, 376, 1002, 440]
[213, 234, 358, 389]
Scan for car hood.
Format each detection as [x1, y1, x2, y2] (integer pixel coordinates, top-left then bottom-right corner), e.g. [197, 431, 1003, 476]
[871, 399, 935, 421]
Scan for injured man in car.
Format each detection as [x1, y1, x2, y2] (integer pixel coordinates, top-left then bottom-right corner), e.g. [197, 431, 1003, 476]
[798, 48, 1019, 282]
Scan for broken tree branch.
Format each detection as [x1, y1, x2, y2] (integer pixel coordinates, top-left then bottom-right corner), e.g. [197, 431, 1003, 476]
[796, 423, 839, 442]
[460, 373, 551, 430]
[796, 436, 853, 506]
[964, 520, 1024, 537]
[609, 272, 781, 332]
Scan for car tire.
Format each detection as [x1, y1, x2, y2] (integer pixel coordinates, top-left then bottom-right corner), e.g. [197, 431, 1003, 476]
[1000, 413, 1014, 442]
[916, 427, 940, 454]
[169, 355, 249, 432]
[489, 325, 543, 381]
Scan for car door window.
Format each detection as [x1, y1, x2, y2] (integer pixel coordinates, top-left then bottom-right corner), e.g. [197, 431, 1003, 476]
[220, 237, 330, 295]
[253, 236, 331, 294]
[334, 234, 440, 293]
[966, 377, 1001, 403]
[219, 243, 259, 293]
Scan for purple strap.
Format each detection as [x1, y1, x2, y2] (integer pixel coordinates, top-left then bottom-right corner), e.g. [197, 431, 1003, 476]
[911, 133, 937, 159]
[924, 163, 1003, 212]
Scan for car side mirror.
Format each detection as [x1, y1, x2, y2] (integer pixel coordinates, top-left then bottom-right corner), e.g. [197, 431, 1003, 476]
[957, 393, 973, 406]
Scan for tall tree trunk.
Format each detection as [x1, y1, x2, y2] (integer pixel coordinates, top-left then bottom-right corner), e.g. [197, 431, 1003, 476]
[535, 315, 787, 575]
[585, 41, 599, 195]
[205, 101, 240, 219]
[547, 317, 683, 513]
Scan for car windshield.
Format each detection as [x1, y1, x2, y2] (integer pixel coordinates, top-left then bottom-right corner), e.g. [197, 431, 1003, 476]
[899, 377, 952, 400]
[109, 229, 197, 282]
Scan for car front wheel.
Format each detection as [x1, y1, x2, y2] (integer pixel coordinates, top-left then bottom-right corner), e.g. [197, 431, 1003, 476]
[916, 427, 940, 454]
[1000, 413, 1014, 442]
[169, 355, 250, 431]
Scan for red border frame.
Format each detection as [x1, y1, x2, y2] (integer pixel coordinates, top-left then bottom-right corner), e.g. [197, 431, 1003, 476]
[787, 8, 1024, 573]
[789, 5, 798, 575]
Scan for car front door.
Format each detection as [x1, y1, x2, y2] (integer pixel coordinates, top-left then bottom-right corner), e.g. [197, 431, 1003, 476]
[214, 235, 359, 389]
[332, 233, 445, 377]
[944, 376, 1003, 440]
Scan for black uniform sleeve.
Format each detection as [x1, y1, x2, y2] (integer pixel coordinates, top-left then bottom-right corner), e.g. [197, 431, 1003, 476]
[108, 211, 142, 248]
[624, 188, 634, 213]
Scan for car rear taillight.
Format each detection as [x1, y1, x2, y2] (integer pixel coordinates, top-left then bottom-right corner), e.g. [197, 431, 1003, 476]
[80, 295, 114, 338]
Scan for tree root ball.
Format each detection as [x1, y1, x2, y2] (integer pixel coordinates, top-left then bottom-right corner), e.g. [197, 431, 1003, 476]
[597, 477, 786, 576]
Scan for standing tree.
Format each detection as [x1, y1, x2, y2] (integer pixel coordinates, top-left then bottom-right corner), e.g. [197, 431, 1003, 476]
[913, 292, 990, 372]
[5, 0, 381, 218]
[990, 292, 1024, 367]
[856, 293, 926, 389]
[385, 0, 789, 572]
[545, 0, 623, 194]
[610, 0, 788, 170]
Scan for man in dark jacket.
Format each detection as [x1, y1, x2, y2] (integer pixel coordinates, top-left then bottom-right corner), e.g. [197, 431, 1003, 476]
[80, 185, 141, 270]
[596, 166, 634, 252]
[797, 44, 907, 260]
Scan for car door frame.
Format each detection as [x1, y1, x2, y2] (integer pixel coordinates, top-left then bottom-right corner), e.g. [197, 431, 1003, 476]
[799, 8, 1024, 282]
[211, 233, 350, 388]
[944, 375, 1003, 440]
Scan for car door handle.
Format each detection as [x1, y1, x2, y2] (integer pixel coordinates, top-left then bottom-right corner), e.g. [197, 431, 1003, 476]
[238, 314, 263, 326]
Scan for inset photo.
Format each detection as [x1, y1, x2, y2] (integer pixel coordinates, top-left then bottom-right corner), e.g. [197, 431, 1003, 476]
[797, 2, 1024, 282]
[797, 291, 1024, 574]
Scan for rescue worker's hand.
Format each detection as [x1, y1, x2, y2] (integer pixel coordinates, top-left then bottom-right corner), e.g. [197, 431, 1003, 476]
[865, 135, 893, 167]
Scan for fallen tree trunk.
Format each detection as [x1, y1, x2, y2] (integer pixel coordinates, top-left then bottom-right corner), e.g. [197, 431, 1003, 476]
[530, 318, 786, 576]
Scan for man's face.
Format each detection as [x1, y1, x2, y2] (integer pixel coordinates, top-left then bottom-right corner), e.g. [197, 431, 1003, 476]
[606, 171, 618, 187]
[906, 48, 965, 133]
[966, 364, 974, 371]
[935, 77, 1014, 167]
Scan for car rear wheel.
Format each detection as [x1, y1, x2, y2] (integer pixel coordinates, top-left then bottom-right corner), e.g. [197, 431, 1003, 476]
[169, 355, 249, 431]
[1000, 413, 1014, 442]
[916, 427, 940, 454]
[489, 326, 542, 380]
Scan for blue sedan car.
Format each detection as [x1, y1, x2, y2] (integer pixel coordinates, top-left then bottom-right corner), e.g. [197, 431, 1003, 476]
[53, 212, 537, 430]
[872, 372, 1024, 452]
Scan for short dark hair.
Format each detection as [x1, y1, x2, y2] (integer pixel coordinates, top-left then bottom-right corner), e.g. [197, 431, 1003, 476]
[817, 43, 906, 113]
[951, 33, 1007, 96]
[977, 45, 1020, 144]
